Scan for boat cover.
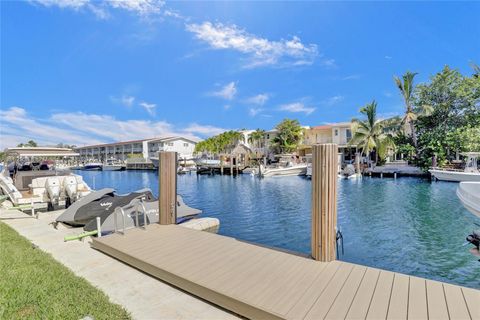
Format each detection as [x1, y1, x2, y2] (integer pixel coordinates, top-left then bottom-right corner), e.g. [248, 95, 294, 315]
[83, 195, 202, 233]
[56, 188, 154, 226]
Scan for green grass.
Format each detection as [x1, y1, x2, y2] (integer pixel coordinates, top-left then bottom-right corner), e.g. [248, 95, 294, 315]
[0, 222, 131, 319]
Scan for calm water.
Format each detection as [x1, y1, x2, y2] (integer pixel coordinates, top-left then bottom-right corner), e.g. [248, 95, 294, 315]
[77, 170, 480, 289]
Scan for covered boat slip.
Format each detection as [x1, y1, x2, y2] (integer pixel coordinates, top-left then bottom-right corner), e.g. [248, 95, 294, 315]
[92, 224, 479, 320]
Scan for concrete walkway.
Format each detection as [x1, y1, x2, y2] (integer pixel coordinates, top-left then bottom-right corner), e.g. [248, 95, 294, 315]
[0, 208, 239, 320]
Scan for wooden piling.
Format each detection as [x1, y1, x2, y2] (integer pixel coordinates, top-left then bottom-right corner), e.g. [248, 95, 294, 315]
[311, 144, 338, 262]
[230, 154, 233, 175]
[355, 152, 361, 175]
[220, 155, 224, 175]
[158, 151, 177, 225]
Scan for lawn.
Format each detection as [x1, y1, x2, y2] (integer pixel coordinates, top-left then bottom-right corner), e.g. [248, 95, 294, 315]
[0, 222, 131, 319]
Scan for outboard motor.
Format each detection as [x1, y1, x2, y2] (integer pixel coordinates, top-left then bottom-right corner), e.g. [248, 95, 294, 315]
[63, 176, 78, 208]
[45, 177, 61, 211]
[466, 230, 480, 251]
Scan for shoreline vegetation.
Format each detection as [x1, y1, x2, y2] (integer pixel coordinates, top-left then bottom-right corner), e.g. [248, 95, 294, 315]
[0, 222, 131, 320]
[194, 65, 480, 171]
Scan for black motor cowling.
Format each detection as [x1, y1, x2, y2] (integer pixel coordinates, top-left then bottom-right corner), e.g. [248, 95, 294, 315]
[466, 230, 480, 250]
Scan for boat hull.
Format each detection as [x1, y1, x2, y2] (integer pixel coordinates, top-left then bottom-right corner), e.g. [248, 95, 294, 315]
[261, 165, 307, 177]
[103, 165, 125, 171]
[429, 169, 480, 182]
[457, 182, 480, 218]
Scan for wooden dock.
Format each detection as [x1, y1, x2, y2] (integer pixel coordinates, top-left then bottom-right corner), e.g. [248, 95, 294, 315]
[92, 224, 480, 320]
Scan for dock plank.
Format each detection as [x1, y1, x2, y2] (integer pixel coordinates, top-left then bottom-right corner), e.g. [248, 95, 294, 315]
[387, 273, 410, 320]
[408, 276, 428, 320]
[324, 265, 367, 320]
[303, 262, 354, 320]
[462, 287, 480, 320]
[345, 268, 380, 320]
[426, 281, 449, 320]
[444, 283, 471, 320]
[92, 224, 479, 320]
[366, 270, 395, 319]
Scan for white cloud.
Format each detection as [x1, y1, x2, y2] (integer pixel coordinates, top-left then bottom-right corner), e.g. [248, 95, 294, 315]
[321, 58, 337, 68]
[210, 82, 237, 100]
[384, 91, 393, 98]
[245, 93, 269, 106]
[185, 21, 318, 68]
[279, 102, 315, 115]
[342, 74, 361, 80]
[183, 123, 227, 136]
[0, 106, 224, 149]
[109, 0, 164, 16]
[122, 95, 135, 107]
[385, 55, 393, 60]
[30, 0, 164, 19]
[248, 108, 263, 117]
[322, 95, 344, 106]
[139, 101, 156, 115]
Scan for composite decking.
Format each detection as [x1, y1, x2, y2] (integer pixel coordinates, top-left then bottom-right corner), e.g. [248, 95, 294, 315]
[92, 224, 480, 320]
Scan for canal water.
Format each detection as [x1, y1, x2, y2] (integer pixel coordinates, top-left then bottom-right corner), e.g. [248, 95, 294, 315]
[76, 170, 480, 288]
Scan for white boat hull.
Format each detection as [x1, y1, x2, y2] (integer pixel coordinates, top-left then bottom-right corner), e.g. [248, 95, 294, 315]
[457, 182, 480, 218]
[261, 165, 307, 177]
[103, 165, 125, 171]
[429, 169, 480, 182]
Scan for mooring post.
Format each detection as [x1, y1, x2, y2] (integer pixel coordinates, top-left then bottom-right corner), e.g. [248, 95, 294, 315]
[158, 151, 177, 225]
[355, 152, 361, 176]
[230, 154, 233, 176]
[220, 155, 224, 175]
[311, 144, 338, 262]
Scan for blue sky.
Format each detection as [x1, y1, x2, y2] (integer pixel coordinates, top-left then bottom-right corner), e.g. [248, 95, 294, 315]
[1, 0, 479, 148]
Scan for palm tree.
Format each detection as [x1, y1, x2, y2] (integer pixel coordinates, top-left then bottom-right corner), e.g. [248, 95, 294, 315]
[248, 129, 266, 149]
[273, 119, 303, 153]
[394, 71, 432, 150]
[349, 100, 394, 164]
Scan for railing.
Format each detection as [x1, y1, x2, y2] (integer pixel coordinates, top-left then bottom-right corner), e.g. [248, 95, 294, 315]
[113, 196, 148, 234]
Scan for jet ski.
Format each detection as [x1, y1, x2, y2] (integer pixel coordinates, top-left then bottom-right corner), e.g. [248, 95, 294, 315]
[55, 188, 155, 227]
[83, 194, 201, 233]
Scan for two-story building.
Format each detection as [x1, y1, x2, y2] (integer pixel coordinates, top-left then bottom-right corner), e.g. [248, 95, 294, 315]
[300, 122, 357, 163]
[75, 136, 197, 163]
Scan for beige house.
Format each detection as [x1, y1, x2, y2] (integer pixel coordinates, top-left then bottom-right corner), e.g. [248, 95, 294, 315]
[300, 122, 357, 163]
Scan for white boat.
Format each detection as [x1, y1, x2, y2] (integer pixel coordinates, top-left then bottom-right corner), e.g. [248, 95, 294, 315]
[0, 147, 92, 210]
[457, 182, 480, 218]
[103, 159, 125, 171]
[429, 152, 480, 182]
[259, 163, 307, 177]
[84, 162, 103, 171]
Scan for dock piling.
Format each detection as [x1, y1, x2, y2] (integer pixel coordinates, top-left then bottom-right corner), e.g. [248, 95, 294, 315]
[158, 151, 177, 225]
[311, 144, 338, 262]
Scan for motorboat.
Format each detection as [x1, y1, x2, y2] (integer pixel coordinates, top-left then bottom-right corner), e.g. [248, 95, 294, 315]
[84, 162, 103, 171]
[457, 182, 480, 218]
[0, 147, 92, 210]
[55, 187, 203, 233]
[340, 164, 361, 179]
[429, 152, 480, 182]
[259, 163, 307, 177]
[103, 159, 125, 171]
[259, 154, 307, 177]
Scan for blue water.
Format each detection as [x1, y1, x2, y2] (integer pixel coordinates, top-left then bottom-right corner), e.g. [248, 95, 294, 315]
[77, 170, 480, 289]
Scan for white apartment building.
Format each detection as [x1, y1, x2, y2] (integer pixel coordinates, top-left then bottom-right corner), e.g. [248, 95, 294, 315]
[76, 136, 197, 162]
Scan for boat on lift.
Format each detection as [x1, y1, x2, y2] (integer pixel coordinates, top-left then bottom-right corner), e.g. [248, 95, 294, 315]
[429, 152, 480, 182]
[0, 147, 92, 211]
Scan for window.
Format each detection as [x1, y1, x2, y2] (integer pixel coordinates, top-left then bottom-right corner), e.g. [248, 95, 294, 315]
[346, 129, 352, 141]
[335, 129, 339, 136]
[167, 142, 174, 146]
[184, 143, 189, 147]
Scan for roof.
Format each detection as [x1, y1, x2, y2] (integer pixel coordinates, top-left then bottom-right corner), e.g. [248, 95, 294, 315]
[5, 147, 79, 157]
[311, 122, 352, 130]
[75, 136, 199, 149]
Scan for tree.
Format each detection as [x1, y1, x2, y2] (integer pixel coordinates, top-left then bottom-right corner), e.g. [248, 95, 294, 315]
[349, 100, 395, 164]
[393, 71, 432, 150]
[248, 129, 266, 149]
[194, 130, 245, 155]
[17, 140, 37, 147]
[272, 119, 303, 153]
[414, 66, 480, 168]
